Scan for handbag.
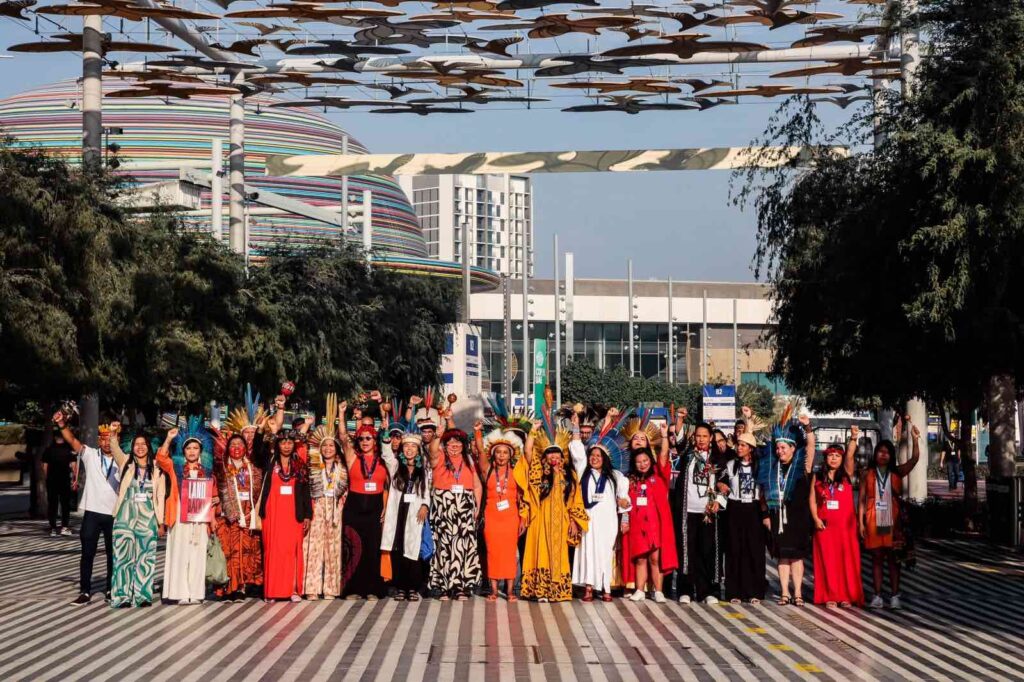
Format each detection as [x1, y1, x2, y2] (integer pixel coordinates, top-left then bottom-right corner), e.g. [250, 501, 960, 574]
[419, 518, 435, 560]
[206, 534, 229, 585]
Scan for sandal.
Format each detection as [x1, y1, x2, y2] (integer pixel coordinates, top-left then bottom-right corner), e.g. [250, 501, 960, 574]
[439, 595, 450, 602]
[825, 601, 837, 608]
[601, 593, 613, 602]
[794, 597, 805, 607]
[582, 588, 594, 603]
[729, 598, 741, 605]
[394, 592, 406, 602]
[486, 594, 498, 602]
[455, 593, 470, 602]
[749, 598, 761, 605]
[777, 596, 791, 606]
[839, 601, 851, 608]
[507, 595, 518, 602]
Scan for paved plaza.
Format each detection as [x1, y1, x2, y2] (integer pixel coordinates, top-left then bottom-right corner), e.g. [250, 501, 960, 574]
[0, 506, 1021, 681]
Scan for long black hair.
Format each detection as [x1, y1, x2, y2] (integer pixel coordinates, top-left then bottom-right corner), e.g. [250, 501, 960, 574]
[585, 446, 619, 496]
[272, 436, 308, 481]
[820, 445, 852, 486]
[628, 447, 657, 483]
[873, 439, 898, 473]
[123, 433, 155, 482]
[394, 445, 427, 497]
[539, 448, 577, 503]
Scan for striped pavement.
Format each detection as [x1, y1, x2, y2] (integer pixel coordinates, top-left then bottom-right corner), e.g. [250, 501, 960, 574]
[1, 517, 1022, 681]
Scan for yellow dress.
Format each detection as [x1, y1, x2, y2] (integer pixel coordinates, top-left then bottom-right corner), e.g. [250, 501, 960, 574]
[514, 455, 589, 601]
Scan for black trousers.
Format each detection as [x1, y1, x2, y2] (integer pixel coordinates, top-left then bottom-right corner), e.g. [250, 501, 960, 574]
[725, 502, 767, 601]
[679, 512, 719, 600]
[80, 511, 114, 595]
[47, 482, 72, 530]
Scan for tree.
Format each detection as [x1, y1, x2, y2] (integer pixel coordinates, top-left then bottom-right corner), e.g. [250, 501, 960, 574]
[732, 0, 1024, 522]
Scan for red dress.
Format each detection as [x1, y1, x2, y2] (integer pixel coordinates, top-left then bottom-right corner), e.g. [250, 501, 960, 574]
[812, 478, 864, 606]
[263, 466, 305, 599]
[621, 459, 679, 584]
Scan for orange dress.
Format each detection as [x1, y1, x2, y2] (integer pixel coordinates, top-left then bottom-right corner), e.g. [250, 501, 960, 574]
[862, 468, 903, 551]
[483, 464, 519, 580]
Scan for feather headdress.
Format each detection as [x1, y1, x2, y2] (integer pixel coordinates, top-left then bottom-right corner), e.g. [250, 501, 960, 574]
[224, 383, 266, 435]
[484, 393, 534, 437]
[309, 393, 341, 458]
[620, 407, 662, 451]
[172, 416, 214, 479]
[532, 392, 571, 458]
[585, 408, 629, 472]
[482, 428, 524, 463]
[759, 401, 808, 508]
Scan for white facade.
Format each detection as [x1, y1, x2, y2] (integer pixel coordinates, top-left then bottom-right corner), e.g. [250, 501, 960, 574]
[399, 174, 533, 277]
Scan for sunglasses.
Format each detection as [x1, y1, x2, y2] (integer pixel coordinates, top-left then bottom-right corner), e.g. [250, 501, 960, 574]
[358, 436, 375, 442]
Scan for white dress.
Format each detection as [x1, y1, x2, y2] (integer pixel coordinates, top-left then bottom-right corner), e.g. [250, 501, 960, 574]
[163, 470, 209, 602]
[569, 440, 630, 593]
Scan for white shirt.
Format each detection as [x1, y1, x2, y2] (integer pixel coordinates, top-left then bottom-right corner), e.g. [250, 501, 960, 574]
[686, 453, 714, 514]
[79, 446, 119, 515]
[727, 460, 760, 503]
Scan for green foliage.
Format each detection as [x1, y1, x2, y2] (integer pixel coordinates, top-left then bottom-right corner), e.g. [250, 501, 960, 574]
[560, 358, 697, 415]
[0, 137, 459, 419]
[736, 382, 774, 422]
[731, 0, 1024, 415]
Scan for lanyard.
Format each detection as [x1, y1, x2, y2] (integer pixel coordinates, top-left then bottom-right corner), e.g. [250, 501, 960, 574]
[323, 460, 339, 491]
[135, 461, 149, 488]
[446, 456, 464, 484]
[360, 453, 379, 481]
[876, 468, 890, 499]
[231, 461, 257, 530]
[100, 454, 114, 479]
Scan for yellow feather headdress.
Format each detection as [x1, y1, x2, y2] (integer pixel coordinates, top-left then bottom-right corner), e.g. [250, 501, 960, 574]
[224, 383, 267, 435]
[620, 408, 662, 451]
[482, 428, 524, 463]
[308, 393, 341, 469]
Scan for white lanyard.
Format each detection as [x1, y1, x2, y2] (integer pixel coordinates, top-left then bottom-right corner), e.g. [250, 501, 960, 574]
[231, 460, 257, 530]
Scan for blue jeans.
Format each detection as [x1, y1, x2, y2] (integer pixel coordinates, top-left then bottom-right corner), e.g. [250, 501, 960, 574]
[947, 459, 961, 489]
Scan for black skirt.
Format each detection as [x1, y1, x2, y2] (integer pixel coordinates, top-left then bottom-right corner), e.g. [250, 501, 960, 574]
[769, 477, 812, 561]
[342, 491, 386, 598]
[391, 499, 424, 593]
[725, 500, 767, 600]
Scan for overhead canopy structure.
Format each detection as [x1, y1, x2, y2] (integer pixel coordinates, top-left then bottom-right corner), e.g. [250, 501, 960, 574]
[3, 0, 902, 115]
[265, 146, 846, 177]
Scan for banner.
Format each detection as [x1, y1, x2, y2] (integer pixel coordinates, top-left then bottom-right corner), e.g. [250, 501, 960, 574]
[532, 339, 548, 411]
[180, 477, 215, 524]
[702, 384, 737, 434]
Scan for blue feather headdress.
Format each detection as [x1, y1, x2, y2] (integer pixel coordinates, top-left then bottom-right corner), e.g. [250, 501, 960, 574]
[758, 403, 807, 508]
[172, 416, 215, 479]
[585, 408, 630, 472]
[225, 383, 266, 435]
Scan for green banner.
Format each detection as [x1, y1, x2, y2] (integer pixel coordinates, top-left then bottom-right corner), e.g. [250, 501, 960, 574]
[532, 338, 548, 411]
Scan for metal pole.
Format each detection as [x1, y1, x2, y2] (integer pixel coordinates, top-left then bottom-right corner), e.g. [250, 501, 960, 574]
[522, 214, 530, 410]
[627, 259, 635, 377]
[210, 138, 223, 242]
[81, 15, 103, 169]
[502, 275, 513, 404]
[341, 135, 349, 232]
[733, 298, 739, 386]
[228, 86, 245, 254]
[702, 288, 708, 385]
[901, 0, 920, 100]
[462, 218, 471, 323]
[363, 189, 373, 254]
[553, 233, 561, 408]
[564, 252, 574, 363]
[667, 277, 674, 384]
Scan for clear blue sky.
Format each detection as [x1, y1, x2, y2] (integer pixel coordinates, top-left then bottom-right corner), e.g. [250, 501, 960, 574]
[0, 1, 863, 281]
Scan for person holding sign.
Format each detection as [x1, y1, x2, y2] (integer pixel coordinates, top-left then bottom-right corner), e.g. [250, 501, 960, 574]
[381, 431, 431, 601]
[427, 396, 482, 601]
[860, 417, 920, 609]
[478, 425, 525, 602]
[810, 435, 863, 608]
[304, 395, 349, 600]
[340, 401, 389, 600]
[258, 429, 313, 602]
[108, 423, 171, 608]
[161, 419, 215, 604]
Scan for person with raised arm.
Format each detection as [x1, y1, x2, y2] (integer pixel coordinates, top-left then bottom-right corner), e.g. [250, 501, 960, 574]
[108, 421, 171, 608]
[381, 429, 431, 601]
[860, 415, 921, 610]
[720, 431, 768, 604]
[427, 395, 483, 601]
[339, 398, 389, 599]
[810, 426, 863, 608]
[55, 410, 124, 606]
[571, 409, 631, 602]
[478, 422, 526, 602]
[759, 408, 816, 607]
[303, 394, 349, 600]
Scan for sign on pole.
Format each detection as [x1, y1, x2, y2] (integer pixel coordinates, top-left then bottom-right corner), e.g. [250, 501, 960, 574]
[533, 339, 548, 411]
[702, 384, 737, 434]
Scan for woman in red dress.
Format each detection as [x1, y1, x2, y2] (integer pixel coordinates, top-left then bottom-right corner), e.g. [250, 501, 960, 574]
[810, 429, 863, 607]
[258, 431, 313, 602]
[621, 442, 678, 604]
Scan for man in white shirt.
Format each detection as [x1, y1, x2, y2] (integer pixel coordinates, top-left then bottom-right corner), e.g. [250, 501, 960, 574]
[54, 411, 124, 606]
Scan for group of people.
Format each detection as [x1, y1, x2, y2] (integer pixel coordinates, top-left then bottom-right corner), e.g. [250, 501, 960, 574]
[53, 388, 920, 611]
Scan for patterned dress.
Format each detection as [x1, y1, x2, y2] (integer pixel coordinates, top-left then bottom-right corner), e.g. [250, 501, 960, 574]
[303, 459, 347, 597]
[110, 475, 159, 607]
[214, 458, 263, 597]
[429, 456, 482, 596]
[516, 455, 589, 602]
